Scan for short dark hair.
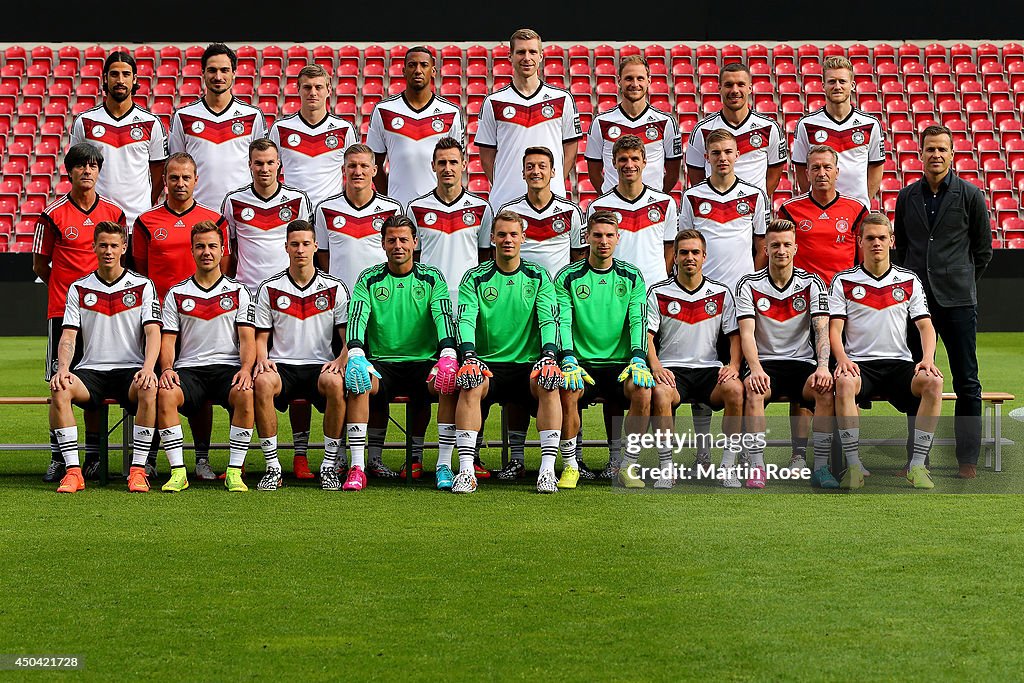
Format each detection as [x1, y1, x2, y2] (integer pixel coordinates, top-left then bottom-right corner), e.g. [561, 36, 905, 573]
[433, 136, 465, 161]
[587, 210, 619, 233]
[673, 228, 706, 252]
[404, 45, 435, 64]
[920, 124, 953, 148]
[102, 50, 140, 95]
[286, 219, 315, 237]
[249, 137, 279, 157]
[191, 220, 222, 246]
[93, 221, 126, 243]
[523, 146, 555, 167]
[611, 134, 646, 161]
[64, 142, 104, 175]
[719, 62, 751, 81]
[382, 214, 416, 239]
[765, 219, 797, 237]
[202, 43, 237, 71]
[165, 152, 198, 175]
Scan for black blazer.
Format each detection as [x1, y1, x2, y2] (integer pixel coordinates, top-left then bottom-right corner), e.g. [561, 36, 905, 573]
[894, 172, 993, 307]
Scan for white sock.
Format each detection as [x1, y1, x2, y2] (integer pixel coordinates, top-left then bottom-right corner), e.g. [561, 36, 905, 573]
[721, 444, 739, 469]
[348, 423, 367, 469]
[437, 423, 456, 469]
[747, 432, 766, 468]
[228, 425, 252, 468]
[132, 424, 154, 467]
[693, 404, 713, 456]
[910, 429, 934, 468]
[322, 433, 341, 470]
[840, 428, 861, 468]
[53, 426, 79, 468]
[261, 435, 280, 470]
[540, 430, 560, 473]
[457, 429, 478, 474]
[558, 436, 577, 470]
[160, 424, 185, 468]
[812, 430, 832, 470]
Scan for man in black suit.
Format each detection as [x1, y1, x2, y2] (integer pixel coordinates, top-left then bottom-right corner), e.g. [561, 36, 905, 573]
[894, 124, 993, 479]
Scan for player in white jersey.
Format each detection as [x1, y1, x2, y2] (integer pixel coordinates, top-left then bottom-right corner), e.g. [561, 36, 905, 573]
[48, 222, 161, 494]
[497, 146, 584, 278]
[475, 28, 582, 209]
[252, 220, 350, 491]
[829, 213, 943, 490]
[409, 137, 492, 300]
[792, 56, 885, 208]
[168, 43, 267, 209]
[157, 221, 254, 493]
[686, 63, 787, 198]
[585, 134, 678, 279]
[736, 220, 836, 488]
[69, 50, 167, 226]
[585, 55, 682, 194]
[314, 144, 404, 292]
[222, 138, 312, 290]
[367, 46, 466, 208]
[647, 228, 745, 488]
[269, 63, 357, 209]
[680, 129, 769, 292]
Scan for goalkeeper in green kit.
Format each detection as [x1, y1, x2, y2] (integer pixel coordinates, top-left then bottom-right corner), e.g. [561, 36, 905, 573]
[451, 209, 565, 494]
[555, 210, 654, 489]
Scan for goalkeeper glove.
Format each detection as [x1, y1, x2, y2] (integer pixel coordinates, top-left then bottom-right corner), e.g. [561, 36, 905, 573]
[618, 356, 655, 388]
[530, 351, 563, 391]
[428, 348, 459, 395]
[344, 348, 381, 394]
[455, 352, 492, 390]
[560, 355, 594, 392]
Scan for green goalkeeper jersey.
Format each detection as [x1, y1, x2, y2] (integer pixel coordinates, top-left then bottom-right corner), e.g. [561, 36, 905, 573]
[457, 259, 559, 364]
[347, 263, 456, 362]
[553, 258, 648, 367]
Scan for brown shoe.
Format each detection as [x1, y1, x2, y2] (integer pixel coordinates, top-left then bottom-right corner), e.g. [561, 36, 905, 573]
[957, 463, 977, 479]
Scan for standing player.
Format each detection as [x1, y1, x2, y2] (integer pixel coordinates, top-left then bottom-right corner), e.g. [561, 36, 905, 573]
[48, 221, 161, 494]
[829, 213, 943, 489]
[453, 210, 563, 493]
[585, 55, 682, 194]
[475, 28, 582, 210]
[33, 142, 127, 482]
[686, 63, 787, 198]
[69, 50, 167, 228]
[251, 220, 349, 491]
[792, 56, 885, 208]
[343, 215, 460, 491]
[555, 211, 653, 489]
[133, 152, 229, 479]
[647, 228, 746, 488]
[779, 145, 869, 285]
[269, 63, 357, 210]
[168, 43, 267, 210]
[498, 146, 585, 278]
[736, 220, 836, 488]
[367, 46, 465, 209]
[157, 221, 255, 493]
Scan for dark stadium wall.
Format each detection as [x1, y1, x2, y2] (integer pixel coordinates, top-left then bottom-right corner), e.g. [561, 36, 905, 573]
[3, 2, 1024, 41]
[1, 253, 1022, 334]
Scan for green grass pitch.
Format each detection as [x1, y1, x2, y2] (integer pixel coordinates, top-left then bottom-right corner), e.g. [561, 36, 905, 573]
[1, 335, 1022, 680]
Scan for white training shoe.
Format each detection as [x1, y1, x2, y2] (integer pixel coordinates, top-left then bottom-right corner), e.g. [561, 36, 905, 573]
[536, 470, 558, 494]
[653, 475, 675, 489]
[451, 471, 478, 494]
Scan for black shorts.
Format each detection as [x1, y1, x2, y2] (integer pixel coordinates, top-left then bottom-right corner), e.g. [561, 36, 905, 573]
[371, 359, 435, 406]
[274, 363, 327, 413]
[856, 359, 921, 414]
[758, 359, 816, 408]
[176, 365, 239, 416]
[46, 317, 83, 381]
[670, 366, 721, 407]
[481, 362, 536, 411]
[73, 367, 141, 414]
[581, 364, 632, 409]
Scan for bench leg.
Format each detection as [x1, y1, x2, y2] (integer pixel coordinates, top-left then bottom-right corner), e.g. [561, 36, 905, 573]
[405, 403, 413, 486]
[122, 412, 133, 478]
[500, 404, 509, 469]
[983, 402, 993, 469]
[98, 404, 109, 487]
[995, 403, 1003, 472]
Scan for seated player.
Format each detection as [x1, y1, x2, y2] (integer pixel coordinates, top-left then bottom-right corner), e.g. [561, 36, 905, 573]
[452, 210, 564, 494]
[555, 210, 653, 489]
[829, 213, 944, 489]
[343, 215, 459, 491]
[48, 221, 161, 493]
[252, 220, 349, 491]
[156, 221, 256, 493]
[736, 220, 836, 489]
[648, 228, 746, 488]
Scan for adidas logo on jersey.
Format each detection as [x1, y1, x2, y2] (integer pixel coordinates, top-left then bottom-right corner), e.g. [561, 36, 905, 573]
[819, 212, 829, 219]
[175, 220, 185, 227]
[705, 288, 713, 295]
[432, 108, 441, 114]
[221, 285, 229, 291]
[232, 109, 242, 116]
[599, 278, 607, 285]
[317, 282, 326, 289]
[507, 279, 514, 286]
[463, 201, 471, 207]
[397, 283, 404, 288]
[83, 218, 93, 226]
[853, 118, 861, 124]
[327, 122, 336, 129]
[132, 116, 140, 122]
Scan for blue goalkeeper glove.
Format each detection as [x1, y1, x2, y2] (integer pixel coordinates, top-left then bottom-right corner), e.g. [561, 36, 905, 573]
[345, 348, 381, 394]
[617, 356, 655, 388]
[560, 355, 594, 392]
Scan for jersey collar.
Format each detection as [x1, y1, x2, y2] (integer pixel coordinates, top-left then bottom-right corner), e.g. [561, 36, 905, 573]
[191, 274, 225, 292]
[674, 275, 707, 295]
[719, 109, 753, 130]
[163, 200, 198, 217]
[102, 102, 137, 122]
[401, 92, 436, 113]
[344, 190, 379, 212]
[859, 263, 893, 281]
[432, 188, 467, 207]
[612, 186, 649, 205]
[525, 192, 556, 213]
[201, 95, 238, 117]
[707, 177, 740, 196]
[617, 103, 652, 122]
[69, 192, 101, 215]
[250, 183, 283, 203]
[809, 191, 841, 211]
[94, 268, 129, 288]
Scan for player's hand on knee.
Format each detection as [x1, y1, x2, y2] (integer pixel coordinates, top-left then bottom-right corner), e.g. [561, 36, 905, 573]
[456, 353, 491, 390]
[231, 369, 253, 392]
[811, 366, 833, 393]
[429, 348, 459, 394]
[253, 359, 276, 377]
[135, 368, 158, 390]
[560, 355, 593, 392]
[745, 368, 770, 394]
[344, 348, 379, 394]
[159, 368, 179, 390]
[834, 360, 859, 378]
[530, 351, 563, 391]
[619, 356, 655, 389]
[914, 360, 943, 378]
[50, 370, 73, 393]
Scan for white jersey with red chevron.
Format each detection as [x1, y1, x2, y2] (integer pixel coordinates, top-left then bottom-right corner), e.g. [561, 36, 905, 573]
[828, 265, 930, 362]
[366, 93, 466, 208]
[585, 186, 678, 282]
[162, 275, 252, 368]
[474, 83, 582, 209]
[791, 108, 885, 208]
[312, 191, 403, 291]
[679, 179, 769, 291]
[221, 184, 313, 291]
[685, 110, 787, 196]
[69, 104, 168, 225]
[497, 194, 584, 279]
[735, 267, 829, 364]
[253, 269, 349, 364]
[168, 97, 267, 209]
[584, 104, 682, 193]
[269, 112, 358, 208]
[647, 276, 737, 369]
[408, 189, 493, 300]
[63, 269, 161, 371]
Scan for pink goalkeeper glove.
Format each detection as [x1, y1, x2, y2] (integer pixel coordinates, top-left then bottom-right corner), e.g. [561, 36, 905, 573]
[429, 349, 459, 394]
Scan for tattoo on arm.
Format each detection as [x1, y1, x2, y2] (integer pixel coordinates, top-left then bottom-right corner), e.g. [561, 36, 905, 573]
[813, 317, 830, 366]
